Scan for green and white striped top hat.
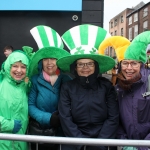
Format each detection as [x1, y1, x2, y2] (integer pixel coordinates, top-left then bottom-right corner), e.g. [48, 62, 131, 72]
[28, 25, 70, 77]
[57, 24, 115, 73]
[30, 25, 64, 49]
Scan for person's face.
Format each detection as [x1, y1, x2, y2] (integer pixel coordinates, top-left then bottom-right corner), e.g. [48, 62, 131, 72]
[76, 59, 95, 77]
[121, 60, 141, 80]
[4, 49, 12, 57]
[42, 58, 57, 75]
[10, 61, 27, 81]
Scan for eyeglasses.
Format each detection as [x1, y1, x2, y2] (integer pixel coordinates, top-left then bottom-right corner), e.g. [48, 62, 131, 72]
[76, 62, 95, 68]
[121, 61, 140, 68]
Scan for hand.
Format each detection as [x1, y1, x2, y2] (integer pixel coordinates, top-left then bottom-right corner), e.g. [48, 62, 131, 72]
[12, 120, 22, 133]
[50, 111, 60, 128]
[123, 147, 137, 150]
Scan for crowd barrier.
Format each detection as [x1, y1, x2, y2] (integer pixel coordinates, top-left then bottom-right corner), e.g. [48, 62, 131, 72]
[0, 133, 150, 150]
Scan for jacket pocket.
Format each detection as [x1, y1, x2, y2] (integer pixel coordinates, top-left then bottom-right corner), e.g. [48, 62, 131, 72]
[138, 99, 150, 123]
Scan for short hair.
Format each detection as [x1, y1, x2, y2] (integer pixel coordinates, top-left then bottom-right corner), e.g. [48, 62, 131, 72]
[3, 45, 13, 52]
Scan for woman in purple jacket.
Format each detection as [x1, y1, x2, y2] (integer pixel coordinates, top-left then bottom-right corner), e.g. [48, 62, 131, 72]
[99, 31, 150, 150]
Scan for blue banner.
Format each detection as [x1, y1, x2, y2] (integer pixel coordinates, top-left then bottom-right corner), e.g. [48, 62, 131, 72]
[0, 0, 82, 11]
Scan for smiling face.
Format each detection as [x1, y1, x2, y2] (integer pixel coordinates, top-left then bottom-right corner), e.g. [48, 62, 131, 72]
[121, 60, 141, 80]
[42, 58, 57, 75]
[76, 59, 95, 77]
[10, 61, 27, 81]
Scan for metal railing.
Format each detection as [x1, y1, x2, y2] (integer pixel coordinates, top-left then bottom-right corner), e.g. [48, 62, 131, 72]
[0, 133, 150, 150]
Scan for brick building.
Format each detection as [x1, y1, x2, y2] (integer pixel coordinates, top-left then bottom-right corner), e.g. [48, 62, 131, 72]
[106, 1, 150, 60]
[126, 1, 150, 40]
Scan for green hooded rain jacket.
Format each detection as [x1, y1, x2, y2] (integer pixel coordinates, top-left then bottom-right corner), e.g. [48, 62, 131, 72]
[0, 51, 29, 150]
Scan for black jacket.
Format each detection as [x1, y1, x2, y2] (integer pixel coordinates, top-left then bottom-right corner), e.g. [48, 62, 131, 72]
[58, 76, 119, 139]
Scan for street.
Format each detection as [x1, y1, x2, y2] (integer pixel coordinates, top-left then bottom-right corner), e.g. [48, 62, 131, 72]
[102, 73, 112, 81]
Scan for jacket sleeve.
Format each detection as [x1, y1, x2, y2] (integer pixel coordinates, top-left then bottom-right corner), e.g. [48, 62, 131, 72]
[61, 74, 72, 84]
[28, 77, 51, 126]
[144, 133, 150, 140]
[58, 83, 85, 138]
[137, 130, 149, 150]
[117, 123, 128, 139]
[136, 134, 150, 150]
[98, 82, 119, 138]
[0, 116, 14, 132]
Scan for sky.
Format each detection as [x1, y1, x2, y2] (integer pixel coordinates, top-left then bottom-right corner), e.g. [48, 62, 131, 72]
[103, 0, 150, 32]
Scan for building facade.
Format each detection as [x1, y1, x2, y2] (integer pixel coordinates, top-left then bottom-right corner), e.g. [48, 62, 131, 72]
[108, 8, 133, 58]
[107, 1, 150, 60]
[126, 2, 150, 41]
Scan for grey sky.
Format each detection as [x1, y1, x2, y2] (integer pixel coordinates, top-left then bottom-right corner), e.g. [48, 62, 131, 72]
[103, 0, 150, 32]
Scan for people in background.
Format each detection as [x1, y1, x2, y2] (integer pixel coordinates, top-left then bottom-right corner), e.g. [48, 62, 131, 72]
[28, 25, 71, 150]
[57, 24, 119, 150]
[1, 45, 14, 70]
[3, 45, 13, 57]
[0, 50, 30, 150]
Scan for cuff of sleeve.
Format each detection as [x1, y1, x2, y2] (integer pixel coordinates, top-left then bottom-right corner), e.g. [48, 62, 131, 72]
[42, 113, 52, 126]
[1, 119, 14, 132]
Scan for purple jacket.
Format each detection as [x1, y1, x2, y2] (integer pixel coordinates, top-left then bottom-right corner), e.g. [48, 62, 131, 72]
[116, 65, 150, 149]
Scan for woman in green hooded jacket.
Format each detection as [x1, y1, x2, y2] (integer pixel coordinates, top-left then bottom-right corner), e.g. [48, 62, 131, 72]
[0, 50, 29, 150]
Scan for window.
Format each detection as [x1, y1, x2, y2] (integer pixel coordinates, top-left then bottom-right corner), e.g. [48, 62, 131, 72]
[134, 25, 138, 37]
[110, 47, 112, 57]
[115, 30, 117, 35]
[105, 48, 109, 55]
[113, 52, 116, 57]
[134, 13, 138, 22]
[129, 27, 132, 41]
[111, 22, 113, 28]
[111, 32, 113, 36]
[114, 19, 117, 26]
[121, 16, 124, 23]
[129, 16, 132, 25]
[143, 7, 148, 17]
[113, 49, 116, 57]
[121, 28, 123, 36]
[143, 21, 148, 31]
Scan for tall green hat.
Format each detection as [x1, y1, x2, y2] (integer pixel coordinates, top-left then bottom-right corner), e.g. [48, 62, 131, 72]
[28, 25, 70, 77]
[98, 36, 130, 62]
[57, 24, 115, 73]
[125, 31, 150, 63]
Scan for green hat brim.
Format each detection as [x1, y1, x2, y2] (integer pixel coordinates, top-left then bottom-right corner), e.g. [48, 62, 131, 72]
[57, 54, 115, 74]
[29, 47, 70, 77]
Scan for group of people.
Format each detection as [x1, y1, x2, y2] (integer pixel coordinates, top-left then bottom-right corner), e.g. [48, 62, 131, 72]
[0, 24, 150, 150]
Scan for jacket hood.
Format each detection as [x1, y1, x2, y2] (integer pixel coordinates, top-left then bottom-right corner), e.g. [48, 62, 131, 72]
[38, 59, 43, 73]
[70, 60, 99, 89]
[3, 50, 29, 83]
[140, 64, 149, 83]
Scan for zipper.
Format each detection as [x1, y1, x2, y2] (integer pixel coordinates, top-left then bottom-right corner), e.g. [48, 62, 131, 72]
[86, 78, 89, 83]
